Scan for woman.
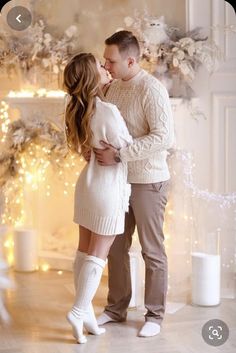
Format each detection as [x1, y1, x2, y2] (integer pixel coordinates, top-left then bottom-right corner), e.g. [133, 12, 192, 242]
[63, 53, 132, 344]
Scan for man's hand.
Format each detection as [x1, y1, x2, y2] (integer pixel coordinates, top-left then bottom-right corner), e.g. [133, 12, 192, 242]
[81, 148, 91, 162]
[93, 141, 117, 166]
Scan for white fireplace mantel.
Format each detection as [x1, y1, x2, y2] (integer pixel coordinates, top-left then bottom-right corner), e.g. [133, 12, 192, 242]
[4, 94, 203, 171]
[4, 96, 67, 129]
[4, 95, 201, 131]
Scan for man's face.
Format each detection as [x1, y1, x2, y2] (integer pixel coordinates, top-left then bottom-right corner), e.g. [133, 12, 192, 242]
[103, 45, 129, 79]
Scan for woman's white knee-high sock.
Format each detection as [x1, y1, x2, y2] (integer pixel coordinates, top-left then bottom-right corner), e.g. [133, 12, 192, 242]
[73, 250, 85, 289]
[67, 255, 106, 343]
[73, 251, 105, 336]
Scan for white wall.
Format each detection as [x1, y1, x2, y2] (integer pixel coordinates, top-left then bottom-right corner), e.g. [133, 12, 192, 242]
[186, 0, 236, 192]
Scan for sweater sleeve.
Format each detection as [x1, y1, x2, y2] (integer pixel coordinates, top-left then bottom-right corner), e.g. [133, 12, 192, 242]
[104, 104, 133, 149]
[119, 84, 174, 162]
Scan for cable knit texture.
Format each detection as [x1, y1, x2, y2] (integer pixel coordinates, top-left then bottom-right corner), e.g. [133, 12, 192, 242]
[106, 69, 174, 183]
[73, 97, 132, 235]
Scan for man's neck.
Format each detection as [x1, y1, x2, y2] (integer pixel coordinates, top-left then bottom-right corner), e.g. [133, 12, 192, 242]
[122, 66, 141, 81]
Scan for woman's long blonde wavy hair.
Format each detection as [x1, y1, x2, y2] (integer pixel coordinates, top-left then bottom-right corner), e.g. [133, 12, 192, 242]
[63, 53, 103, 153]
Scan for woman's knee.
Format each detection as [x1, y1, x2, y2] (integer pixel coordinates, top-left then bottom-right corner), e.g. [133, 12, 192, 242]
[88, 233, 116, 260]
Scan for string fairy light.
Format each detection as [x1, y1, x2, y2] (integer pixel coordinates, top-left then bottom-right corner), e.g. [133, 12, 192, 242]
[0, 101, 10, 143]
[1, 144, 84, 227]
[174, 149, 236, 208]
[0, 94, 85, 220]
[162, 148, 236, 300]
[8, 89, 66, 98]
[1, 93, 235, 297]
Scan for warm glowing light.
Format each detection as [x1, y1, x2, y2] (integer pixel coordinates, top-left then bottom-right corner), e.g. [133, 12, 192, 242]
[44, 90, 65, 97]
[36, 88, 47, 97]
[7, 89, 66, 98]
[4, 239, 14, 248]
[165, 233, 170, 240]
[0, 101, 10, 142]
[57, 270, 63, 275]
[25, 172, 33, 184]
[7, 252, 14, 266]
[41, 263, 50, 272]
[8, 90, 34, 98]
[0, 104, 85, 228]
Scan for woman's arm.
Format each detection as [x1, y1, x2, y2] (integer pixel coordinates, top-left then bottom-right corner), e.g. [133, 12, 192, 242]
[93, 104, 132, 165]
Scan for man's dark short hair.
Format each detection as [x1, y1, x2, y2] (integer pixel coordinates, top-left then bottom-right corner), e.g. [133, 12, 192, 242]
[105, 30, 140, 60]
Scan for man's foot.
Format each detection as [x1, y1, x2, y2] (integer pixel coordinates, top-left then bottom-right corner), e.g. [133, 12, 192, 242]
[84, 311, 106, 335]
[97, 313, 117, 325]
[138, 322, 161, 337]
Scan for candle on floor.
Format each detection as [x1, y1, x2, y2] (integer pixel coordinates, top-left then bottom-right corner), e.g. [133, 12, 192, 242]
[13, 228, 38, 272]
[191, 252, 221, 306]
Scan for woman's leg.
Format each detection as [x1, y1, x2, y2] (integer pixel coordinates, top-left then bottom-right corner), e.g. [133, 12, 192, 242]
[68, 231, 116, 344]
[88, 233, 116, 260]
[72, 226, 105, 337]
[78, 225, 91, 253]
[73, 226, 91, 289]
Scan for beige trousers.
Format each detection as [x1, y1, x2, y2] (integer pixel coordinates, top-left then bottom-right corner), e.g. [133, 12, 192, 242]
[104, 180, 170, 325]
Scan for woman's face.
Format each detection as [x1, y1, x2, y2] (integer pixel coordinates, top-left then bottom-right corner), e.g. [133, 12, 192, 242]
[96, 59, 111, 87]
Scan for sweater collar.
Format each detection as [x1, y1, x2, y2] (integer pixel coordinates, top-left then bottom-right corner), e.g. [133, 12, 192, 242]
[119, 69, 146, 87]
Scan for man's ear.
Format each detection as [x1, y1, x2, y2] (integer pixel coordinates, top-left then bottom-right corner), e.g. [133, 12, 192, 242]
[128, 57, 135, 67]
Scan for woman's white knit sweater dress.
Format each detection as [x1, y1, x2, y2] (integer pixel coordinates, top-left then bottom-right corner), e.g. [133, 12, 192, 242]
[73, 97, 133, 236]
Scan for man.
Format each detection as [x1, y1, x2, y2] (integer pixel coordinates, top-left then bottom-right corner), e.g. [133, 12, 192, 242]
[94, 30, 174, 337]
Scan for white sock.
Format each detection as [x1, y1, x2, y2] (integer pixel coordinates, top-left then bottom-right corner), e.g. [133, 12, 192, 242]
[97, 312, 116, 325]
[67, 255, 106, 343]
[73, 250, 85, 289]
[67, 309, 87, 344]
[138, 322, 161, 337]
[73, 251, 105, 336]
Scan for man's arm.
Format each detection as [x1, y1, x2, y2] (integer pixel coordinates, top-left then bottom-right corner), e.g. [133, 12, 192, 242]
[94, 84, 174, 166]
[93, 142, 117, 166]
[119, 85, 174, 162]
[93, 103, 133, 166]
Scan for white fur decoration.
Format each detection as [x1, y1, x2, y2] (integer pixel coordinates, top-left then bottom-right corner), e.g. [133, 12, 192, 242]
[143, 16, 169, 46]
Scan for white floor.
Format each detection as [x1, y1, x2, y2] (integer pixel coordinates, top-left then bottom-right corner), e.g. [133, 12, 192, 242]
[0, 269, 236, 353]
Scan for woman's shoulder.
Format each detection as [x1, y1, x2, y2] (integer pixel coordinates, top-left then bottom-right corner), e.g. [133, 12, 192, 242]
[96, 97, 120, 118]
[94, 97, 125, 130]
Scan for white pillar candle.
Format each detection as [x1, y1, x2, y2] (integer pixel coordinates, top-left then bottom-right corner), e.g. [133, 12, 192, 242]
[191, 252, 221, 306]
[13, 228, 38, 272]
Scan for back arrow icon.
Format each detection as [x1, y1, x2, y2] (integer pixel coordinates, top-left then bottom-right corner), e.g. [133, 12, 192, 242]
[16, 14, 22, 23]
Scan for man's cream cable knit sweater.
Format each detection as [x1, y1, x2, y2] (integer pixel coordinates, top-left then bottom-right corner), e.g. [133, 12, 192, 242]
[106, 69, 175, 184]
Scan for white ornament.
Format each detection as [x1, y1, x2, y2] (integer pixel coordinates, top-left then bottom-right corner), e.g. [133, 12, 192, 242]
[124, 16, 134, 27]
[143, 16, 169, 46]
[65, 25, 78, 38]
